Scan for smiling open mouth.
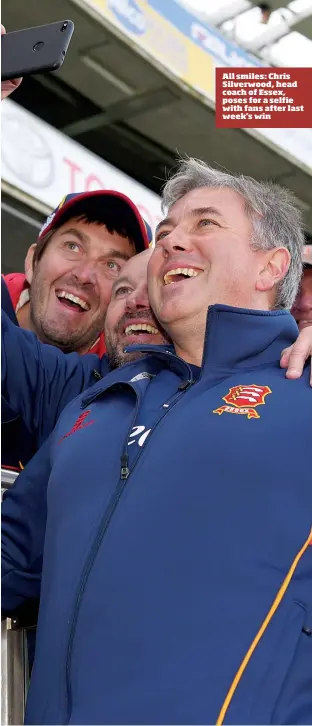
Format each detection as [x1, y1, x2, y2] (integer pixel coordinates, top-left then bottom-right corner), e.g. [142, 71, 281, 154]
[163, 267, 201, 285]
[124, 323, 159, 336]
[56, 291, 90, 312]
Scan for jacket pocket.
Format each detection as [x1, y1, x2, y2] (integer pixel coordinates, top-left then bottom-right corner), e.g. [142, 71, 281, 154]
[271, 604, 312, 725]
[225, 600, 307, 724]
[249, 600, 306, 724]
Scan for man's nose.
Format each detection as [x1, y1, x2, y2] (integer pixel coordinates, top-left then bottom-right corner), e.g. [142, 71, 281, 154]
[161, 226, 194, 254]
[298, 290, 312, 311]
[295, 277, 312, 309]
[126, 285, 149, 312]
[72, 260, 98, 286]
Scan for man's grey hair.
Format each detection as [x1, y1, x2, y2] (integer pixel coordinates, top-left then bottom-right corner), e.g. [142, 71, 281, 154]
[161, 157, 305, 309]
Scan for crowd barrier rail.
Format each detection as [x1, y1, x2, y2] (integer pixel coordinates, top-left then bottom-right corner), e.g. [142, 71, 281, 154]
[2, 468, 28, 725]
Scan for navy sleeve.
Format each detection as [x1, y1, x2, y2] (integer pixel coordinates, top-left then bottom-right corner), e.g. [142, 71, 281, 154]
[1, 277, 19, 325]
[1, 309, 102, 443]
[1, 439, 51, 613]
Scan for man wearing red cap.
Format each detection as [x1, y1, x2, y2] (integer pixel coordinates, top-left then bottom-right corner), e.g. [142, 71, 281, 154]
[1, 34, 151, 358]
[3, 191, 151, 357]
[1, 34, 152, 468]
[1, 189, 152, 674]
[2, 191, 152, 472]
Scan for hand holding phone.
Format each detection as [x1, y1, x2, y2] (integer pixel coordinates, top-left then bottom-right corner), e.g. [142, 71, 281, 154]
[1, 20, 74, 88]
[1, 25, 22, 100]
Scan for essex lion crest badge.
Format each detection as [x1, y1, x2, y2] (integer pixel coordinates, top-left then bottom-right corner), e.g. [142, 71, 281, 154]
[213, 384, 272, 420]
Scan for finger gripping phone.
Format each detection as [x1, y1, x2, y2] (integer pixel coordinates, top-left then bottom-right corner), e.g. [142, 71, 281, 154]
[1, 20, 74, 81]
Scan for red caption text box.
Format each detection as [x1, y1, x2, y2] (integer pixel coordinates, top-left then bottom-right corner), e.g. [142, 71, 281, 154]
[215, 67, 312, 129]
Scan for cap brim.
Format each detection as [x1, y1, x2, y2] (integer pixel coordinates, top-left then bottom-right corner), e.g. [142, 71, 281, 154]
[38, 190, 150, 252]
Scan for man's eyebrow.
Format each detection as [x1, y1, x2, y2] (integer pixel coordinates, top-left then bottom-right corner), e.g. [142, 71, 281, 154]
[155, 217, 174, 236]
[60, 232, 131, 262]
[155, 206, 223, 235]
[112, 275, 132, 293]
[105, 248, 132, 262]
[61, 228, 89, 243]
[190, 206, 223, 218]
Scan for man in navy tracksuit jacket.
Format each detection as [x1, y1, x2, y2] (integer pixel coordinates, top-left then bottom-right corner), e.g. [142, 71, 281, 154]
[2, 161, 312, 725]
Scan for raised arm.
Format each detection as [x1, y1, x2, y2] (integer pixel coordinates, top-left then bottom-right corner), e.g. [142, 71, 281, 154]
[1, 309, 102, 443]
[2, 439, 51, 613]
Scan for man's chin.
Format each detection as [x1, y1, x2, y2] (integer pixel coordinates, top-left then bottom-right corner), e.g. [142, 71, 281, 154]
[155, 297, 192, 326]
[40, 322, 90, 353]
[109, 349, 144, 370]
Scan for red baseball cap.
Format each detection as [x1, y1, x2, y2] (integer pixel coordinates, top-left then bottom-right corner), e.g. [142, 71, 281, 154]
[38, 190, 153, 251]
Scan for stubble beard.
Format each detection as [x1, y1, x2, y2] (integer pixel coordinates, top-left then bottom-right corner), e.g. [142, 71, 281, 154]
[29, 277, 102, 353]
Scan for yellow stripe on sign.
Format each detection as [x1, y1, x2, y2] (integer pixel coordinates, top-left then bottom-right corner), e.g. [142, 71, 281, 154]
[82, 0, 214, 101]
[187, 41, 215, 99]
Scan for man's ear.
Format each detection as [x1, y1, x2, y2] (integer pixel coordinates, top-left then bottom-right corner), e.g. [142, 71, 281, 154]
[256, 247, 291, 294]
[25, 244, 37, 284]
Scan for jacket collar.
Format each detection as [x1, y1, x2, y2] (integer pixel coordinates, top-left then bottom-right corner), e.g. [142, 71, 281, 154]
[83, 305, 298, 406]
[125, 304, 298, 373]
[200, 305, 298, 372]
[82, 353, 192, 407]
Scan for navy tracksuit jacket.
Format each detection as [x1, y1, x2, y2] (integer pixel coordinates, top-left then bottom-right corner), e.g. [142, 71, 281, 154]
[2, 304, 312, 724]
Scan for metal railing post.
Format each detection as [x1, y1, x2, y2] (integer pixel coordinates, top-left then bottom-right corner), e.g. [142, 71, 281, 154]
[2, 469, 28, 725]
[1, 619, 28, 725]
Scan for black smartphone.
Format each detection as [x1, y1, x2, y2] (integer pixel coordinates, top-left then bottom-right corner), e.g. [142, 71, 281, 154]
[1, 20, 74, 81]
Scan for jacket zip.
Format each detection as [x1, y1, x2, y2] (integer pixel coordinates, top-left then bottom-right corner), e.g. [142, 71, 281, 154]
[161, 379, 193, 410]
[64, 380, 192, 722]
[119, 379, 193, 482]
[64, 392, 140, 723]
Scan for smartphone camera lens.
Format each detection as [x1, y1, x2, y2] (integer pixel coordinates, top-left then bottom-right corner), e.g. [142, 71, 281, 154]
[61, 22, 68, 32]
[33, 41, 44, 52]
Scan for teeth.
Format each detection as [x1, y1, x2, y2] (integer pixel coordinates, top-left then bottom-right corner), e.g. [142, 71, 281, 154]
[125, 323, 159, 335]
[163, 268, 200, 285]
[57, 291, 89, 311]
